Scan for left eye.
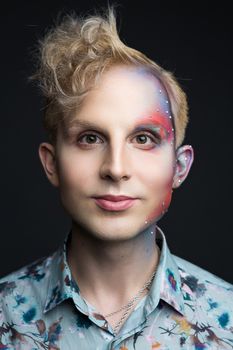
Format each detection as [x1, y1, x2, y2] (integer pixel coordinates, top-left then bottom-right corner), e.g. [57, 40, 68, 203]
[134, 134, 154, 144]
[133, 133, 159, 146]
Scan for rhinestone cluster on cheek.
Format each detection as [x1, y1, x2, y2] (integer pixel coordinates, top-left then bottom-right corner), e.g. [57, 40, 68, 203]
[162, 201, 165, 214]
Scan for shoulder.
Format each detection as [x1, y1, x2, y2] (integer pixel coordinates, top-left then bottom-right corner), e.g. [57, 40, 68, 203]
[173, 254, 233, 291]
[0, 252, 62, 347]
[172, 254, 233, 329]
[0, 253, 55, 318]
[0, 253, 54, 287]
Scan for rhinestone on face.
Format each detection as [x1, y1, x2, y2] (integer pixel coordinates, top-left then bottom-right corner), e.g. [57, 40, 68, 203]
[162, 201, 165, 213]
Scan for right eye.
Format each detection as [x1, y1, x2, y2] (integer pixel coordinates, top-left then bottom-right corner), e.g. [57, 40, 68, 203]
[78, 133, 103, 145]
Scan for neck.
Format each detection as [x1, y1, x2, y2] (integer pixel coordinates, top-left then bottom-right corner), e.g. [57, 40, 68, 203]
[67, 222, 160, 314]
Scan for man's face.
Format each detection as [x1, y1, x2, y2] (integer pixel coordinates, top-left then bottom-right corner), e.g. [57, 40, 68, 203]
[54, 66, 176, 241]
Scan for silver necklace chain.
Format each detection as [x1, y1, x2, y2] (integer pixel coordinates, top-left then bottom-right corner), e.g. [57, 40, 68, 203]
[103, 269, 157, 334]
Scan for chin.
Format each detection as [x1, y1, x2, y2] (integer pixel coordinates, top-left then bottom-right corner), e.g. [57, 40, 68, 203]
[87, 218, 154, 242]
[93, 230, 139, 242]
[71, 206, 158, 241]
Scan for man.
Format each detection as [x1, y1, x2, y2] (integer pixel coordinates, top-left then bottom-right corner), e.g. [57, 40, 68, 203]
[0, 8, 232, 350]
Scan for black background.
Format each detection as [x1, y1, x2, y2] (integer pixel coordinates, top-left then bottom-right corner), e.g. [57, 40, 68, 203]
[1, 0, 232, 283]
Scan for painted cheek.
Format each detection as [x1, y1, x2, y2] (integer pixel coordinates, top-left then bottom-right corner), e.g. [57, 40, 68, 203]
[145, 182, 173, 223]
[138, 140, 175, 224]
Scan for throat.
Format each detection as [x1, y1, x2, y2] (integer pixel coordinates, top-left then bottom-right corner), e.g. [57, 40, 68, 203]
[82, 275, 154, 335]
[67, 224, 161, 332]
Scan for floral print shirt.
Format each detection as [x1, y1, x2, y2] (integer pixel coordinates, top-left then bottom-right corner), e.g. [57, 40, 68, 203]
[0, 225, 233, 350]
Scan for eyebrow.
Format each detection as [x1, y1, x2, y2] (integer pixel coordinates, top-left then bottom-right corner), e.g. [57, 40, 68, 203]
[134, 124, 163, 132]
[67, 119, 107, 131]
[63, 120, 101, 138]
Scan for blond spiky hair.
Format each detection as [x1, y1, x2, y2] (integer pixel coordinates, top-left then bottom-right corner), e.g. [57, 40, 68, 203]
[32, 7, 189, 148]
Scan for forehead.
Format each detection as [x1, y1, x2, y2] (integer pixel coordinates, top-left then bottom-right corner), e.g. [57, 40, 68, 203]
[66, 65, 172, 130]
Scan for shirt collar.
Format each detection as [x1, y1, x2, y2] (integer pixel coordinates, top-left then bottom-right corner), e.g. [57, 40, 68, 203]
[43, 225, 185, 317]
[43, 232, 93, 315]
[146, 225, 185, 316]
[43, 233, 73, 314]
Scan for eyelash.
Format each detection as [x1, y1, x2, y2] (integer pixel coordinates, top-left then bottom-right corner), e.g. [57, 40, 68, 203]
[77, 131, 161, 148]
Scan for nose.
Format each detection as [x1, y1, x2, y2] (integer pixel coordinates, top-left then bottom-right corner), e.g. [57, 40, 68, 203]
[99, 141, 131, 182]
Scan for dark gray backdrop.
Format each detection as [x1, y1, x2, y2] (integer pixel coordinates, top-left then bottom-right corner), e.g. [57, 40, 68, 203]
[1, 0, 232, 283]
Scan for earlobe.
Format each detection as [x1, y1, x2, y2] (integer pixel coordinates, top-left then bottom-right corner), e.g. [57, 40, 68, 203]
[172, 145, 194, 189]
[38, 142, 59, 187]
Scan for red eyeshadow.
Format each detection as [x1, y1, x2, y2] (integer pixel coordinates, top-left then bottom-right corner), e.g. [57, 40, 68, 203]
[135, 112, 174, 142]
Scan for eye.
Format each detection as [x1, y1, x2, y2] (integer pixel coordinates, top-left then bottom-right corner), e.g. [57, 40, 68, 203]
[78, 133, 103, 145]
[135, 134, 151, 144]
[133, 133, 161, 148]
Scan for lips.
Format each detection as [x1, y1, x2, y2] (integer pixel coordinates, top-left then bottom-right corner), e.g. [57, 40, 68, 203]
[93, 195, 137, 211]
[94, 195, 135, 201]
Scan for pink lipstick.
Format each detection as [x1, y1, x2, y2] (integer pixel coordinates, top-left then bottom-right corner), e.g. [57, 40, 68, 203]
[93, 195, 137, 211]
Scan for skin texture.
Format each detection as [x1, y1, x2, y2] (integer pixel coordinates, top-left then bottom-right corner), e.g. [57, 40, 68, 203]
[39, 65, 194, 322]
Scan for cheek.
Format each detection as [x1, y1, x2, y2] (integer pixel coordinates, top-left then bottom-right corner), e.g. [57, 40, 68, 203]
[141, 164, 173, 199]
[138, 148, 175, 222]
[137, 147, 175, 191]
[145, 174, 173, 223]
[57, 150, 96, 190]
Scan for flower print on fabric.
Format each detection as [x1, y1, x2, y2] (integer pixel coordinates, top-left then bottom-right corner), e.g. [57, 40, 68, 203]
[0, 225, 233, 349]
[0, 317, 63, 349]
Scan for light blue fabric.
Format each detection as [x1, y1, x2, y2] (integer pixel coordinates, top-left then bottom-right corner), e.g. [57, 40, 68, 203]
[0, 225, 233, 349]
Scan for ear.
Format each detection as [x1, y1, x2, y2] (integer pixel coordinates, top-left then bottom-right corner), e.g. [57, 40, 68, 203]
[172, 145, 194, 189]
[38, 142, 59, 187]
